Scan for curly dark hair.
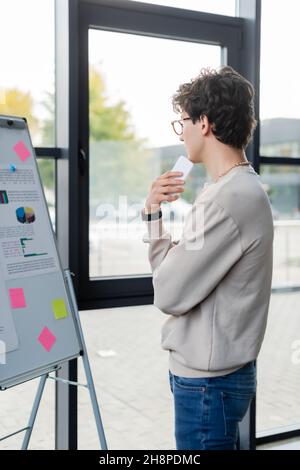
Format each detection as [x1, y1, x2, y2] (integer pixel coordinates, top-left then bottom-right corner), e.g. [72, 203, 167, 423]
[172, 66, 257, 149]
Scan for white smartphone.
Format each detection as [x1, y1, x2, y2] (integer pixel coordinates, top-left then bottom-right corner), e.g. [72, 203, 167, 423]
[171, 155, 194, 180]
[169, 156, 194, 197]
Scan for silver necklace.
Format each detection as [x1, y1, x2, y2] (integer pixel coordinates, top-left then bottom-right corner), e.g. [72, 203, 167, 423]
[216, 161, 252, 181]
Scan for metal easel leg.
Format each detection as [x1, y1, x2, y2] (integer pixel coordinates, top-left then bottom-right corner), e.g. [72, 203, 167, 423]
[81, 347, 108, 450]
[21, 374, 48, 450]
[64, 270, 108, 450]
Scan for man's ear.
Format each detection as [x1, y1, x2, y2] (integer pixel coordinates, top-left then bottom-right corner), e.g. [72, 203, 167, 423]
[200, 115, 211, 134]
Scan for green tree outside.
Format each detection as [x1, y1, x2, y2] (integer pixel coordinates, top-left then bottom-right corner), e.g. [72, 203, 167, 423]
[1, 67, 155, 216]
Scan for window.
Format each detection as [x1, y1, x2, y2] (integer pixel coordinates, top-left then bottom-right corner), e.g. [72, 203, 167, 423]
[88, 29, 220, 278]
[260, 165, 300, 287]
[257, 165, 300, 436]
[258, 0, 300, 442]
[0, 0, 55, 147]
[260, 0, 300, 158]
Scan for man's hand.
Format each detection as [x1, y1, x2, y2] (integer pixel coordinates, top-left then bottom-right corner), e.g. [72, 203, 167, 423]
[144, 171, 185, 214]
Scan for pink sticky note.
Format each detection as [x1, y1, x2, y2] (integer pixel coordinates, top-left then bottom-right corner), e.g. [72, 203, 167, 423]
[13, 141, 31, 162]
[38, 327, 56, 352]
[9, 288, 26, 309]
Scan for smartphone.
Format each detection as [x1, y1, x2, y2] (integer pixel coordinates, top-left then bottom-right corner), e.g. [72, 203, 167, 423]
[171, 155, 194, 180]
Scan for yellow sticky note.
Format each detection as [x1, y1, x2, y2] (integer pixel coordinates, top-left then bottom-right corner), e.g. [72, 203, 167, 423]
[52, 298, 68, 320]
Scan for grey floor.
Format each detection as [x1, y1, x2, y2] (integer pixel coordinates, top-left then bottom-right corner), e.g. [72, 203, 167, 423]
[0, 305, 174, 450]
[1, 293, 300, 450]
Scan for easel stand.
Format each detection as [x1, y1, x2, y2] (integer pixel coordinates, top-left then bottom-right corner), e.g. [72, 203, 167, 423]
[0, 269, 107, 450]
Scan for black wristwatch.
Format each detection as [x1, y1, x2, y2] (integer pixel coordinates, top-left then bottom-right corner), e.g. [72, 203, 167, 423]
[141, 208, 162, 221]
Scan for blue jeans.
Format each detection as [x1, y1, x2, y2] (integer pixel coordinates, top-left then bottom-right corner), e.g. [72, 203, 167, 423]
[168, 361, 256, 450]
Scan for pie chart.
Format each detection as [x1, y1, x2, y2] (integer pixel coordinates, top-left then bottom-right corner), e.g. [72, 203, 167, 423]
[16, 207, 36, 224]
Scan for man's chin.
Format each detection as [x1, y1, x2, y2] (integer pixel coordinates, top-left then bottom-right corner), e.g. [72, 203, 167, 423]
[188, 155, 202, 164]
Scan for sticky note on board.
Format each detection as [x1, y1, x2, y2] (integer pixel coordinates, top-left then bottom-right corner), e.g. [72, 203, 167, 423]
[9, 288, 26, 309]
[38, 326, 56, 352]
[13, 141, 31, 162]
[52, 298, 68, 320]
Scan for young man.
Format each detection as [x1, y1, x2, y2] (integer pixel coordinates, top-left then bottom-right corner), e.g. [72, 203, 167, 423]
[141, 66, 274, 450]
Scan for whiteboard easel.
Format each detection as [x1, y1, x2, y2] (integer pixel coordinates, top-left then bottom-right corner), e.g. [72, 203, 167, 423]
[0, 115, 107, 449]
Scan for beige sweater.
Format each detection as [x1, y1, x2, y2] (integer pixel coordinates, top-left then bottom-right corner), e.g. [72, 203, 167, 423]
[142, 165, 274, 377]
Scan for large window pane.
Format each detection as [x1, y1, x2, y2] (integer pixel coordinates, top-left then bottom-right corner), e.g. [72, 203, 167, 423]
[128, 0, 237, 16]
[260, 165, 300, 288]
[89, 29, 220, 278]
[257, 165, 300, 436]
[0, 0, 55, 146]
[260, 0, 300, 158]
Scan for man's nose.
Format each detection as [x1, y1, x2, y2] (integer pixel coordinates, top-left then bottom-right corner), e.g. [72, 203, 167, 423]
[179, 134, 184, 142]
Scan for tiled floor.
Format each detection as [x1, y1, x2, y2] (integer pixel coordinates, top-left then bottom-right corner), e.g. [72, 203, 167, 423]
[77, 305, 174, 450]
[1, 292, 300, 450]
[0, 305, 174, 450]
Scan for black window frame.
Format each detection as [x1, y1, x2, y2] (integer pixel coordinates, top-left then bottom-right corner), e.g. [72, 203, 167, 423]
[35, 149, 61, 237]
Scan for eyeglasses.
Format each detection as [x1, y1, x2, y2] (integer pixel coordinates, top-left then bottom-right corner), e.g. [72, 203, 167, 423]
[171, 117, 191, 136]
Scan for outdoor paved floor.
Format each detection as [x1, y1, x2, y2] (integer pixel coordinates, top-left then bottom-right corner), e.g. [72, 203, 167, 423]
[1, 292, 300, 450]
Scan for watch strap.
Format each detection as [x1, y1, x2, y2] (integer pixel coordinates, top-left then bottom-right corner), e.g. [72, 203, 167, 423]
[141, 208, 162, 221]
